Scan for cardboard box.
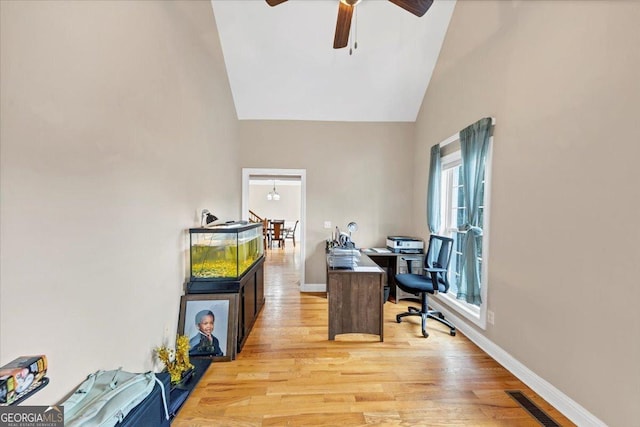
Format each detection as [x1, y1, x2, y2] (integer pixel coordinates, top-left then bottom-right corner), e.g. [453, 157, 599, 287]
[0, 355, 47, 403]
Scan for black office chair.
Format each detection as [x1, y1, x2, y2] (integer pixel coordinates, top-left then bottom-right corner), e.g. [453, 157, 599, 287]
[395, 235, 456, 338]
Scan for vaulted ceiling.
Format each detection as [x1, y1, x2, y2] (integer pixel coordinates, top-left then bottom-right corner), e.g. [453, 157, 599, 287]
[211, 0, 456, 122]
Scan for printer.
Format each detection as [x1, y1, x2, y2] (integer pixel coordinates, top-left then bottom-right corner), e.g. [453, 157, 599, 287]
[386, 236, 424, 254]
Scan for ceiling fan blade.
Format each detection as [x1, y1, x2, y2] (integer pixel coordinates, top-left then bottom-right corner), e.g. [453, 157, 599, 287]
[265, 0, 288, 6]
[333, 2, 354, 49]
[388, 0, 434, 17]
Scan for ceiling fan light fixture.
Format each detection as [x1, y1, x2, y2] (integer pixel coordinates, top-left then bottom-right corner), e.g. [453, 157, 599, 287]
[265, 0, 433, 49]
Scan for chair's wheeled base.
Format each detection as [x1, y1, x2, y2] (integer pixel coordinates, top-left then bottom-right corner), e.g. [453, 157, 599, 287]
[396, 306, 456, 338]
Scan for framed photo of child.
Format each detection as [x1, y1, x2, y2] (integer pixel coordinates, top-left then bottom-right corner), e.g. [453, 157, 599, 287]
[178, 293, 238, 361]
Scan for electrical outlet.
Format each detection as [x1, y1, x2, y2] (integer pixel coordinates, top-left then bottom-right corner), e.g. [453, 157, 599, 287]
[487, 310, 495, 325]
[323, 221, 332, 229]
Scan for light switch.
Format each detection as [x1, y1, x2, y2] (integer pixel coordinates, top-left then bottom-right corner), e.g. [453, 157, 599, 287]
[323, 221, 332, 229]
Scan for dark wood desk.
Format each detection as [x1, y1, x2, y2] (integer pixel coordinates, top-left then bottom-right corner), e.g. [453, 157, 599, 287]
[326, 254, 385, 341]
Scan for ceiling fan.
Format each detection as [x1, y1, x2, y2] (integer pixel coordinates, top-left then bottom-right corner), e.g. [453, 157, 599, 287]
[265, 0, 434, 49]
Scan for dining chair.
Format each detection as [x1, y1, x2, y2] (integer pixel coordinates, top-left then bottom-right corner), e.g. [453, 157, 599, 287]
[284, 220, 299, 247]
[261, 218, 269, 250]
[270, 220, 285, 248]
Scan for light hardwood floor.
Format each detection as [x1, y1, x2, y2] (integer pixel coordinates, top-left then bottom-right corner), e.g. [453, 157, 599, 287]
[174, 245, 573, 426]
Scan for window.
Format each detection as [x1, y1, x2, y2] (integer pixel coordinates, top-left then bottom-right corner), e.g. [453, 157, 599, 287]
[435, 139, 492, 329]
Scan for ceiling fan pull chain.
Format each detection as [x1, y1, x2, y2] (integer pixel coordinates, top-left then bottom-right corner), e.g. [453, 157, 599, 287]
[349, 6, 358, 55]
[349, 8, 354, 55]
[354, 6, 358, 50]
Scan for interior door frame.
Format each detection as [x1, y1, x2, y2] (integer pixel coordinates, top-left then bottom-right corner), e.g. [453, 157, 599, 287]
[242, 168, 306, 289]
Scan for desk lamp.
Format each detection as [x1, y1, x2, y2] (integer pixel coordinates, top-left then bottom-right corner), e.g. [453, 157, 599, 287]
[201, 209, 218, 227]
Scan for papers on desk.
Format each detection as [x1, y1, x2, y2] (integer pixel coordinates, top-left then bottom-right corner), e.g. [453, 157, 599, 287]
[354, 266, 383, 272]
[328, 248, 360, 269]
[331, 248, 360, 256]
[368, 248, 392, 254]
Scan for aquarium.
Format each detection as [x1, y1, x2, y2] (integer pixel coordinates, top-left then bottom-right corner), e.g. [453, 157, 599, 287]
[189, 222, 264, 281]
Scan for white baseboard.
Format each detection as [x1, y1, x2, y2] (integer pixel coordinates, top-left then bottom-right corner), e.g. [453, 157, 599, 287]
[428, 300, 606, 427]
[300, 283, 326, 292]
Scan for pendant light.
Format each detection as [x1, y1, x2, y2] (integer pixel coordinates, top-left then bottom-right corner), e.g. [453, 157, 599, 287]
[267, 180, 280, 201]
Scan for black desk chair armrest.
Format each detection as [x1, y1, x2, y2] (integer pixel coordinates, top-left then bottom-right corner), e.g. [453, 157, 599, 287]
[424, 267, 449, 294]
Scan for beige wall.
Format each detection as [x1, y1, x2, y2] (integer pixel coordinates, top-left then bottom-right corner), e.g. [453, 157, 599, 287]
[0, 1, 239, 404]
[414, 1, 640, 425]
[2, 0, 637, 423]
[238, 121, 415, 284]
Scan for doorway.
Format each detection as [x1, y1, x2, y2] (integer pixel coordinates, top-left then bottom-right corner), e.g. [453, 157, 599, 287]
[242, 168, 306, 289]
